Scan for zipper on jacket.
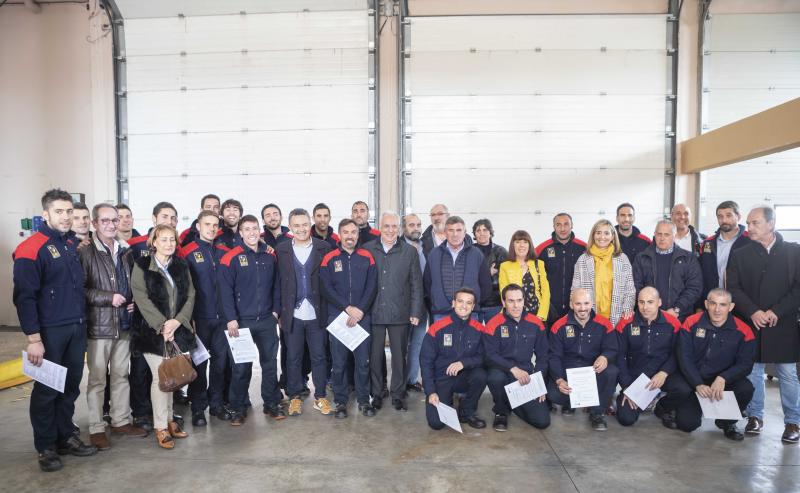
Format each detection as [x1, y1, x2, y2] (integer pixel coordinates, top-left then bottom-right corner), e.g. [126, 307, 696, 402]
[705, 330, 716, 361]
[347, 252, 353, 306]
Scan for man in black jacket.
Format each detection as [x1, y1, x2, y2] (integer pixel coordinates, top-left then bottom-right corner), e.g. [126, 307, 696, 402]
[421, 203, 449, 257]
[472, 218, 507, 323]
[699, 200, 751, 303]
[276, 209, 332, 417]
[632, 220, 702, 321]
[728, 206, 800, 444]
[535, 213, 586, 323]
[615, 203, 652, 263]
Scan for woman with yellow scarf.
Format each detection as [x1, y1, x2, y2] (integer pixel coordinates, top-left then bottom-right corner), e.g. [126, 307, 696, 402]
[571, 219, 635, 326]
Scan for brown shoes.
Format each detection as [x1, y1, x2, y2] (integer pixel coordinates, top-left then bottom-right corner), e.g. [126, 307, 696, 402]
[155, 429, 174, 449]
[111, 424, 148, 437]
[745, 417, 763, 435]
[168, 420, 188, 439]
[89, 432, 110, 451]
[782, 424, 800, 444]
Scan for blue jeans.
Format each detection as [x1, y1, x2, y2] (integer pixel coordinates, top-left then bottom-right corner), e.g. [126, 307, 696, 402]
[405, 312, 428, 385]
[477, 306, 502, 325]
[747, 363, 800, 424]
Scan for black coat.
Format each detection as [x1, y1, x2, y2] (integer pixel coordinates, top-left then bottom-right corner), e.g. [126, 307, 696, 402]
[727, 233, 800, 363]
[364, 239, 424, 325]
[632, 244, 703, 319]
[275, 238, 331, 332]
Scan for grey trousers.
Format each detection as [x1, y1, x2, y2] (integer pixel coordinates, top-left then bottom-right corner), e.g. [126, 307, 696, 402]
[369, 324, 409, 401]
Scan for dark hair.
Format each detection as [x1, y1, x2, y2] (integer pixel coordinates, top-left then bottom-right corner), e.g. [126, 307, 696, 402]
[73, 202, 89, 213]
[445, 215, 465, 227]
[716, 200, 740, 217]
[616, 202, 635, 214]
[507, 230, 537, 262]
[454, 287, 477, 303]
[152, 201, 177, 217]
[472, 218, 494, 237]
[752, 206, 775, 224]
[238, 214, 260, 230]
[261, 203, 281, 218]
[41, 189, 73, 210]
[553, 212, 573, 222]
[200, 194, 220, 208]
[338, 218, 357, 232]
[351, 200, 369, 211]
[197, 210, 218, 222]
[221, 199, 243, 215]
[115, 203, 132, 213]
[313, 203, 330, 215]
[288, 208, 310, 222]
[501, 283, 524, 301]
[91, 203, 116, 220]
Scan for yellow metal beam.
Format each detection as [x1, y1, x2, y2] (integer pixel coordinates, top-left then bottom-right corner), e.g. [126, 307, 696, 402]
[680, 97, 800, 174]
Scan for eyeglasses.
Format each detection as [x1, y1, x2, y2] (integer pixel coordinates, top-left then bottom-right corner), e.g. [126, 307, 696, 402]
[98, 218, 120, 225]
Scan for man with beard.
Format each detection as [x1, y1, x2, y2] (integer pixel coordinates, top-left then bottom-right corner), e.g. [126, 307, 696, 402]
[215, 199, 243, 254]
[115, 204, 140, 242]
[70, 202, 91, 242]
[421, 203, 449, 257]
[180, 194, 220, 247]
[699, 201, 752, 302]
[351, 200, 380, 248]
[262, 203, 293, 249]
[311, 203, 340, 249]
[615, 203, 652, 263]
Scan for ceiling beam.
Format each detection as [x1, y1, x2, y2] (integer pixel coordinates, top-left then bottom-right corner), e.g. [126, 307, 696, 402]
[680, 97, 800, 174]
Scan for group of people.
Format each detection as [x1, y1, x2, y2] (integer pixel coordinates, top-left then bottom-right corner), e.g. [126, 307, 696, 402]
[12, 189, 800, 473]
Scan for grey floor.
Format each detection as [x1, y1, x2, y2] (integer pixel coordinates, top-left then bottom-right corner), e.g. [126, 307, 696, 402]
[0, 357, 798, 493]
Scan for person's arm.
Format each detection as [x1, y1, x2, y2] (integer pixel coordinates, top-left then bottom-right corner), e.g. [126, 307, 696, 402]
[616, 327, 633, 388]
[419, 333, 438, 396]
[483, 329, 515, 371]
[12, 255, 43, 335]
[272, 259, 281, 316]
[216, 259, 239, 324]
[725, 251, 760, 318]
[498, 261, 510, 295]
[174, 268, 195, 329]
[409, 251, 424, 319]
[422, 259, 432, 304]
[533, 327, 549, 376]
[460, 332, 485, 369]
[632, 255, 645, 294]
[548, 329, 566, 382]
[131, 263, 167, 332]
[80, 249, 115, 307]
[357, 260, 378, 313]
[719, 331, 756, 383]
[677, 325, 703, 388]
[535, 260, 551, 321]
[478, 260, 492, 305]
[658, 336, 679, 376]
[675, 255, 703, 315]
[768, 245, 800, 319]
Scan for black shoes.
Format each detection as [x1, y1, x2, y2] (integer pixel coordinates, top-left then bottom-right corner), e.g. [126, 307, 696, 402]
[334, 404, 348, 419]
[406, 382, 423, 393]
[210, 406, 234, 421]
[372, 397, 383, 410]
[745, 417, 764, 435]
[358, 403, 376, 417]
[493, 414, 508, 432]
[172, 414, 185, 427]
[722, 424, 744, 441]
[654, 405, 678, 430]
[590, 414, 608, 431]
[782, 424, 799, 444]
[561, 405, 575, 416]
[133, 416, 154, 432]
[393, 399, 408, 412]
[230, 413, 246, 426]
[38, 450, 62, 472]
[264, 404, 287, 420]
[191, 412, 207, 427]
[460, 414, 487, 429]
[173, 390, 190, 406]
[56, 436, 97, 457]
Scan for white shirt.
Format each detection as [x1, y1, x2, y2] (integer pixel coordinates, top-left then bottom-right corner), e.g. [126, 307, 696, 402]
[292, 240, 316, 320]
[674, 231, 692, 252]
[447, 242, 465, 264]
[716, 232, 740, 288]
[154, 255, 174, 288]
[382, 238, 396, 253]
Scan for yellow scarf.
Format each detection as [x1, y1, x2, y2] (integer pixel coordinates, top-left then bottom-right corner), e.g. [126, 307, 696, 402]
[589, 244, 614, 319]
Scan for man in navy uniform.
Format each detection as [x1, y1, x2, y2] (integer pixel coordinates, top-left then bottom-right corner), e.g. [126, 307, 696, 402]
[615, 203, 652, 263]
[13, 189, 97, 471]
[535, 213, 586, 323]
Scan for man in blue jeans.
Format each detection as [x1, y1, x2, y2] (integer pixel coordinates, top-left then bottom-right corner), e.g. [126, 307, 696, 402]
[218, 215, 284, 426]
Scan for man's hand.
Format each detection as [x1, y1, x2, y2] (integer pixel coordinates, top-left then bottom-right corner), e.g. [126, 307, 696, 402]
[428, 393, 440, 406]
[345, 306, 364, 321]
[648, 371, 668, 390]
[77, 237, 90, 250]
[127, 303, 134, 314]
[510, 367, 530, 385]
[710, 376, 726, 401]
[765, 309, 778, 327]
[621, 395, 639, 411]
[490, 263, 499, 277]
[445, 361, 464, 376]
[695, 384, 713, 399]
[410, 317, 420, 326]
[26, 339, 45, 367]
[593, 355, 608, 373]
[111, 294, 127, 307]
[226, 320, 240, 338]
[266, 245, 275, 255]
[751, 310, 770, 330]
[557, 378, 571, 395]
[665, 308, 679, 318]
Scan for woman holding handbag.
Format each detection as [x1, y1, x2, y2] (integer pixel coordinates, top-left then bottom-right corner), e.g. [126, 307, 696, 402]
[131, 224, 196, 449]
[498, 230, 551, 322]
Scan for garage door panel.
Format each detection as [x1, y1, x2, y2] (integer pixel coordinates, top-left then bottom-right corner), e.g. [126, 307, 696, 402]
[705, 13, 800, 52]
[704, 52, 800, 90]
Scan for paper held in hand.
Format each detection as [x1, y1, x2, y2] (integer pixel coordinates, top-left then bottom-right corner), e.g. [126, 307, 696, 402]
[504, 371, 547, 409]
[22, 351, 67, 393]
[326, 311, 369, 352]
[190, 335, 210, 366]
[623, 373, 661, 410]
[566, 366, 600, 408]
[697, 391, 742, 420]
[225, 328, 258, 364]
[436, 402, 463, 433]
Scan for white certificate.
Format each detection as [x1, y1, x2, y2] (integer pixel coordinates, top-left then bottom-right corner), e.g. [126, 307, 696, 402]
[22, 351, 67, 393]
[226, 328, 258, 364]
[326, 311, 369, 352]
[504, 371, 547, 409]
[190, 335, 210, 366]
[623, 373, 661, 411]
[566, 366, 600, 408]
[697, 391, 742, 421]
[436, 402, 463, 433]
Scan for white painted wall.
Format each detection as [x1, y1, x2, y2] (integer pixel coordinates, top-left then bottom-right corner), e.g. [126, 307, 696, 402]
[0, 3, 115, 326]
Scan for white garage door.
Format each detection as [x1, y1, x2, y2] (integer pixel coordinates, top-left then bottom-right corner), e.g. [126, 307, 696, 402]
[118, 1, 376, 233]
[401, 14, 672, 245]
[698, 13, 800, 235]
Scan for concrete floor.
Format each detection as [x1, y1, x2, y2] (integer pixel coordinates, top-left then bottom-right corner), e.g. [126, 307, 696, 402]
[0, 358, 797, 493]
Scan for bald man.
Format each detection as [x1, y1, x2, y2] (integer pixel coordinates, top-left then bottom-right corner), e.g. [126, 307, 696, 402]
[670, 204, 705, 257]
[615, 287, 685, 428]
[548, 288, 619, 431]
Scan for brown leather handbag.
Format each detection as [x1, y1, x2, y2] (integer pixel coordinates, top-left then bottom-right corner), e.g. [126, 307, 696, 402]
[157, 341, 197, 392]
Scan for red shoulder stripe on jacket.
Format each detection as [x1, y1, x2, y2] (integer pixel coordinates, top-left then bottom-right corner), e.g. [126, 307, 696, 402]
[220, 246, 244, 266]
[573, 238, 587, 247]
[550, 315, 569, 334]
[179, 228, 190, 243]
[615, 313, 635, 333]
[468, 318, 488, 334]
[427, 316, 453, 337]
[484, 312, 506, 336]
[636, 233, 653, 244]
[681, 312, 704, 332]
[369, 228, 380, 236]
[524, 312, 545, 331]
[593, 314, 614, 333]
[128, 235, 148, 246]
[331, 232, 340, 242]
[178, 241, 199, 259]
[534, 239, 554, 258]
[216, 244, 231, 253]
[733, 316, 755, 342]
[321, 248, 341, 267]
[355, 248, 375, 265]
[12, 232, 49, 261]
[661, 311, 682, 332]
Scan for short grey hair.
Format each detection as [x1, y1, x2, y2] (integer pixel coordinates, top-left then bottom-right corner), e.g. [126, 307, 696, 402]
[92, 203, 117, 220]
[655, 219, 677, 233]
[707, 288, 732, 303]
[750, 206, 775, 225]
[380, 210, 401, 225]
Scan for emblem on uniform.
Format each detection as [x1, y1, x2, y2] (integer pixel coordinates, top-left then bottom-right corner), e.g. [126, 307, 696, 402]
[547, 247, 556, 258]
[443, 334, 453, 347]
[239, 255, 248, 266]
[47, 245, 61, 259]
[565, 326, 575, 338]
[334, 260, 343, 273]
[141, 251, 150, 257]
[193, 252, 204, 263]
[500, 326, 509, 338]
[631, 326, 640, 336]
[696, 328, 706, 338]
[703, 243, 712, 253]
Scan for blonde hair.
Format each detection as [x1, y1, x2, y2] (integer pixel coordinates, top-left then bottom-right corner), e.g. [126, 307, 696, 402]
[586, 219, 622, 257]
[147, 224, 179, 252]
